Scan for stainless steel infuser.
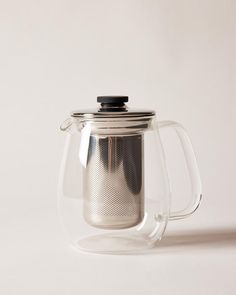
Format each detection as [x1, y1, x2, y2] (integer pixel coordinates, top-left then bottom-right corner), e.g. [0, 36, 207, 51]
[78, 96, 149, 229]
[83, 132, 144, 229]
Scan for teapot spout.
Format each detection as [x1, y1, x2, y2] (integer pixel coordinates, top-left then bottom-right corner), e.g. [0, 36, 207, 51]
[60, 118, 73, 132]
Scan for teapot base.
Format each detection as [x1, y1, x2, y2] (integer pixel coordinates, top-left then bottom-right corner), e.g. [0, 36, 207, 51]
[73, 223, 167, 255]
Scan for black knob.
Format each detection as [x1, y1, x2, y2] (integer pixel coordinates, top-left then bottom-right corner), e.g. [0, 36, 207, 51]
[97, 96, 128, 104]
[97, 96, 128, 112]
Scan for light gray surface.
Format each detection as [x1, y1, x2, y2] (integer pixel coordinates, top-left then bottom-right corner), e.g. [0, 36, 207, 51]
[1, 205, 236, 295]
[1, 0, 236, 294]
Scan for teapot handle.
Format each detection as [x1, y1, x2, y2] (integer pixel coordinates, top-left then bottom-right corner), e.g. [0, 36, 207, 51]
[158, 121, 202, 220]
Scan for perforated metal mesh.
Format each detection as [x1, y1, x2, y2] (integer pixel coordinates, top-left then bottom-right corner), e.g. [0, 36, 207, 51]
[83, 134, 144, 229]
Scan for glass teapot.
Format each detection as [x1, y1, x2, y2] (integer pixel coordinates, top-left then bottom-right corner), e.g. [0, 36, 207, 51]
[58, 96, 202, 254]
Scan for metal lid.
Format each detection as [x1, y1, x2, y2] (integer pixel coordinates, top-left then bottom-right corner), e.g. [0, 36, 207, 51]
[71, 96, 155, 119]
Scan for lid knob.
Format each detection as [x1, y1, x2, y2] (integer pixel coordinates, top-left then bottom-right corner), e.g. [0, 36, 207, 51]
[97, 96, 128, 112]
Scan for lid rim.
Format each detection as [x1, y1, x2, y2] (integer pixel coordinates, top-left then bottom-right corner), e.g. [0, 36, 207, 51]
[70, 112, 156, 119]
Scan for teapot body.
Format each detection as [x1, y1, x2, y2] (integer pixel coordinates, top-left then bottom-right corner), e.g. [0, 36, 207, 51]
[58, 97, 201, 254]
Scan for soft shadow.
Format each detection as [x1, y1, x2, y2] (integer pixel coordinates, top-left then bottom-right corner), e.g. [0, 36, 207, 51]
[155, 228, 236, 252]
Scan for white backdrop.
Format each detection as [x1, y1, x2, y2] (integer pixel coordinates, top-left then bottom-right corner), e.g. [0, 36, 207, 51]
[1, 1, 236, 294]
